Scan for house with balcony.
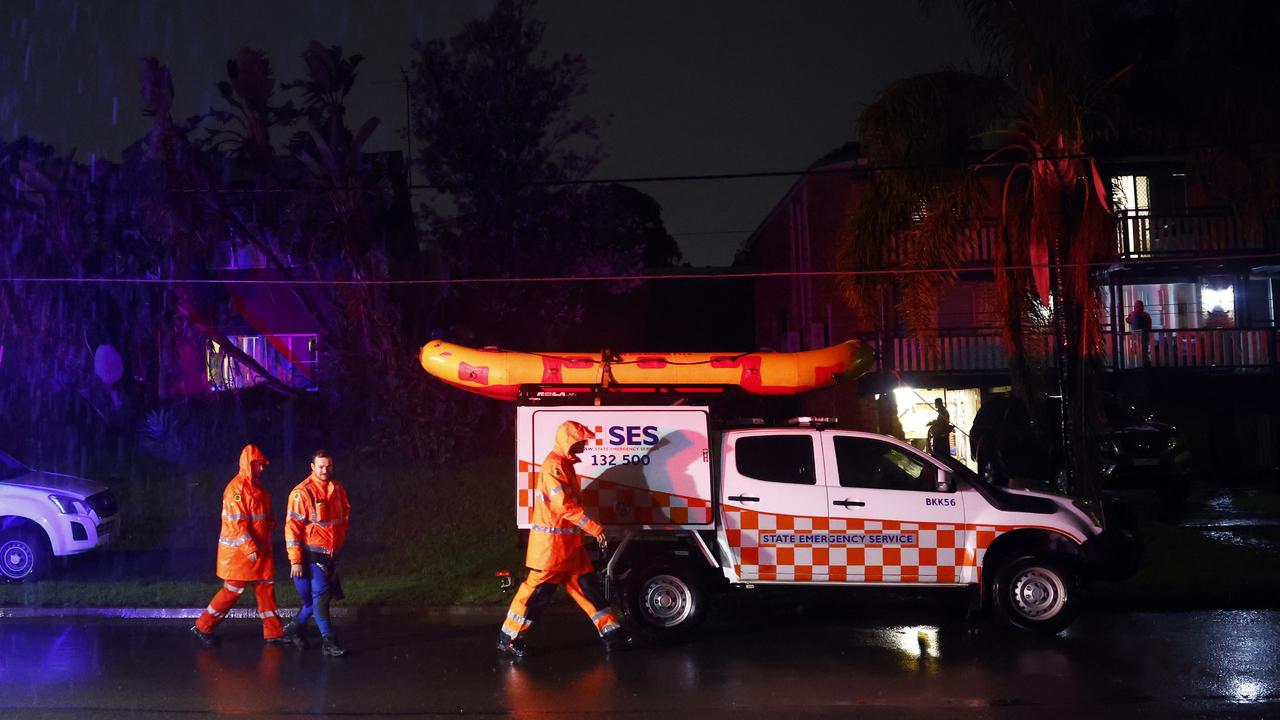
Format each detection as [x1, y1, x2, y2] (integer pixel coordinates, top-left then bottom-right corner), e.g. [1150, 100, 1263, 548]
[749, 145, 1280, 479]
[162, 150, 413, 398]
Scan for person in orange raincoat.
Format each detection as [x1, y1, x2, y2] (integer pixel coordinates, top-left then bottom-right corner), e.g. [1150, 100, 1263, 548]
[497, 420, 631, 658]
[281, 449, 350, 657]
[190, 444, 291, 647]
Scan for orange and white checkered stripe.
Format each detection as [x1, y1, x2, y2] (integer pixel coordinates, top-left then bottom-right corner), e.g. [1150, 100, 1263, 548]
[723, 505, 1014, 584]
[516, 460, 712, 526]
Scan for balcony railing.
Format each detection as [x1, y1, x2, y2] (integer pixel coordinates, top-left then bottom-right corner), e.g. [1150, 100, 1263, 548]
[1110, 328, 1276, 369]
[881, 212, 1271, 266]
[874, 328, 1277, 375]
[890, 333, 1055, 373]
[1115, 211, 1268, 259]
[885, 225, 998, 266]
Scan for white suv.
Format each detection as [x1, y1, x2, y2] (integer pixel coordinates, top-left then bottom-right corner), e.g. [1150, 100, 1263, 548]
[0, 450, 119, 582]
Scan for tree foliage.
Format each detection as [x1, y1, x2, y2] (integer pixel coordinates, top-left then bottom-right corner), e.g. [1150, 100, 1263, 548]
[839, 0, 1128, 498]
[409, 0, 678, 347]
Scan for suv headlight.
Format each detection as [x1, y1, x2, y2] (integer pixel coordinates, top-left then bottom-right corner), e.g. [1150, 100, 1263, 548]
[49, 494, 89, 515]
[1166, 437, 1180, 451]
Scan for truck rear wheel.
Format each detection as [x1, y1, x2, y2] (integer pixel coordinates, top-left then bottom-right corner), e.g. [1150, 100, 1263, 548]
[623, 564, 707, 641]
[991, 556, 1078, 634]
[0, 528, 53, 583]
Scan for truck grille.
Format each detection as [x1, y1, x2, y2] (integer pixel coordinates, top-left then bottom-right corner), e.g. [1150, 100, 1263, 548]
[86, 491, 118, 518]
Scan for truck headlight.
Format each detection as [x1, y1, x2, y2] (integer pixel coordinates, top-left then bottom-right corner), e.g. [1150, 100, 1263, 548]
[49, 494, 89, 515]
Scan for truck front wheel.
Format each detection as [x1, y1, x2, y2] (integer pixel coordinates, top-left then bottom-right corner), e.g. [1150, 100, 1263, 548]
[991, 556, 1078, 634]
[623, 564, 707, 641]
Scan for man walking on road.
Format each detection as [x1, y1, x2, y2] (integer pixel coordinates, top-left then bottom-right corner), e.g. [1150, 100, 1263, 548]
[191, 444, 290, 647]
[497, 420, 630, 659]
[282, 449, 350, 657]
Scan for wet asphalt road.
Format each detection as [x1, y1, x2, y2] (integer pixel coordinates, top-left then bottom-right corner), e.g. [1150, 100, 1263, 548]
[1, 605, 1278, 719]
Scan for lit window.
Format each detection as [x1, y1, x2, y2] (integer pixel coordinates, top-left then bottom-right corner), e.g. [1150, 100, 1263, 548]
[1200, 278, 1235, 328]
[1112, 175, 1151, 213]
[207, 334, 318, 391]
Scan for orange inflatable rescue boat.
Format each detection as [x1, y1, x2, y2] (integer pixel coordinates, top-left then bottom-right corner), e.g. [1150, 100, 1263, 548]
[419, 339, 874, 400]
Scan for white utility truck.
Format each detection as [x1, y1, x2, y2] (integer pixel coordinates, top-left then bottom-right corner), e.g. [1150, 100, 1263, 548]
[0, 449, 119, 582]
[516, 402, 1134, 636]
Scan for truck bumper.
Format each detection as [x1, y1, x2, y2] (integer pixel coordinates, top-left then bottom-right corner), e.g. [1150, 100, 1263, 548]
[1081, 499, 1143, 581]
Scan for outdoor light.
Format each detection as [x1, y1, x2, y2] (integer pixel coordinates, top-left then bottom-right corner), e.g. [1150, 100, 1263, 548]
[893, 387, 917, 406]
[1201, 285, 1234, 314]
[48, 494, 89, 516]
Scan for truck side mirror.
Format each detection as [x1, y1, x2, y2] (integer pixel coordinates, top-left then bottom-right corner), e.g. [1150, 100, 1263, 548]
[935, 473, 953, 493]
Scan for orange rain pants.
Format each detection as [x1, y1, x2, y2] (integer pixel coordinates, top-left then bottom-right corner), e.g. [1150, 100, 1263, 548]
[195, 579, 285, 639]
[501, 569, 621, 641]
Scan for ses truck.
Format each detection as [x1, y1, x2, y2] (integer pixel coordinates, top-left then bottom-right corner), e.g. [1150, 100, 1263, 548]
[517, 402, 1135, 637]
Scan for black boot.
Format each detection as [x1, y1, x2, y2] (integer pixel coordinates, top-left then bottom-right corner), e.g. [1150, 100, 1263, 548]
[189, 625, 220, 648]
[321, 635, 347, 657]
[265, 633, 301, 646]
[496, 633, 528, 659]
[281, 621, 306, 645]
[601, 626, 633, 652]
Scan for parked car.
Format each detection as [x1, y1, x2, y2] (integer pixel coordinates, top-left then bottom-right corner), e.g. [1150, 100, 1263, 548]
[968, 395, 1191, 499]
[0, 450, 119, 582]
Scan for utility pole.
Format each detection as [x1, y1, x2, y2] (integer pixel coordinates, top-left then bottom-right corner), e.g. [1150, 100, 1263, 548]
[400, 67, 413, 186]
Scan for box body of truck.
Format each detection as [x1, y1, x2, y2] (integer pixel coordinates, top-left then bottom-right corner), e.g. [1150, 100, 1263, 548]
[516, 405, 716, 530]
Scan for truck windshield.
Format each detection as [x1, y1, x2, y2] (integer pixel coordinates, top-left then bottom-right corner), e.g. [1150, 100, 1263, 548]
[1, 451, 31, 481]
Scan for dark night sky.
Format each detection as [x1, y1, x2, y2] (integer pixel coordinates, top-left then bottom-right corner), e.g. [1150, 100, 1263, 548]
[1, 1, 974, 266]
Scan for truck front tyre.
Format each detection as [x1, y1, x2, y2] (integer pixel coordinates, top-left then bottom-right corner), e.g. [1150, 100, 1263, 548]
[623, 565, 707, 641]
[991, 556, 1078, 634]
[0, 528, 53, 583]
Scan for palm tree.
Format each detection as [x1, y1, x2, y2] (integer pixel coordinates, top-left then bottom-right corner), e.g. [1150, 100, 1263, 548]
[837, 0, 1119, 500]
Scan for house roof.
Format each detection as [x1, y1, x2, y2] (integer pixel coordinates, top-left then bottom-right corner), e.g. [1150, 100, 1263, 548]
[225, 281, 319, 336]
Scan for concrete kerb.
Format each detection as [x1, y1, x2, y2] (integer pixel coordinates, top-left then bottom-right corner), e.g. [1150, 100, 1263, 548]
[0, 605, 501, 620]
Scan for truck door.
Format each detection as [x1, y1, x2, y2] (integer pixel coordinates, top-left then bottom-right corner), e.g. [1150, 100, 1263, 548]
[719, 431, 830, 582]
[820, 433, 966, 584]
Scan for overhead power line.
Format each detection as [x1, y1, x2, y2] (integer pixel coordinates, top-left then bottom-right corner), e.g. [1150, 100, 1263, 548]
[131, 152, 1094, 195]
[3, 251, 1277, 287]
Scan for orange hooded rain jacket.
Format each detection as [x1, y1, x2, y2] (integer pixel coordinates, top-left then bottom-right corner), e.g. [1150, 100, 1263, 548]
[215, 444, 276, 581]
[526, 421, 604, 574]
[285, 474, 351, 565]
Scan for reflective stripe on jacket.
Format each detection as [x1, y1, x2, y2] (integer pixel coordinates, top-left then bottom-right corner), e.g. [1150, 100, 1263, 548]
[526, 420, 602, 574]
[285, 475, 351, 565]
[215, 445, 275, 581]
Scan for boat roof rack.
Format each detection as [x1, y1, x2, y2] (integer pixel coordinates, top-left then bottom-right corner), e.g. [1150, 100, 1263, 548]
[517, 384, 736, 406]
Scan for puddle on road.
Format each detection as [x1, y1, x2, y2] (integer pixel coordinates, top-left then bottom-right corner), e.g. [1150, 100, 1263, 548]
[1182, 518, 1280, 528]
[1198, 529, 1280, 555]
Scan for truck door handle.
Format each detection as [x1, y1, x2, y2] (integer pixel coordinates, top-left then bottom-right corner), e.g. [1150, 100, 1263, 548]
[727, 495, 760, 503]
[833, 499, 865, 508]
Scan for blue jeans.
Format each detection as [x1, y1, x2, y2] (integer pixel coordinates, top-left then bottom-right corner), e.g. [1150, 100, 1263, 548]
[292, 561, 333, 636]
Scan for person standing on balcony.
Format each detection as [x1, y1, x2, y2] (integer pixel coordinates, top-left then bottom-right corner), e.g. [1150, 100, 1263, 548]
[1126, 300, 1153, 367]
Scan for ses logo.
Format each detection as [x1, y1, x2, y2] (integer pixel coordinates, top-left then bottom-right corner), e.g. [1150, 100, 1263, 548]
[588, 425, 660, 467]
[594, 425, 659, 447]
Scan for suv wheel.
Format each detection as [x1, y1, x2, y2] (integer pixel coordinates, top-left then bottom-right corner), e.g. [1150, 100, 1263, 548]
[0, 528, 53, 583]
[622, 564, 707, 642]
[991, 556, 1078, 634]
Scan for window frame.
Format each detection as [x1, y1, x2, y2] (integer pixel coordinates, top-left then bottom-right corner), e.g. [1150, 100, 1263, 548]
[732, 432, 819, 486]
